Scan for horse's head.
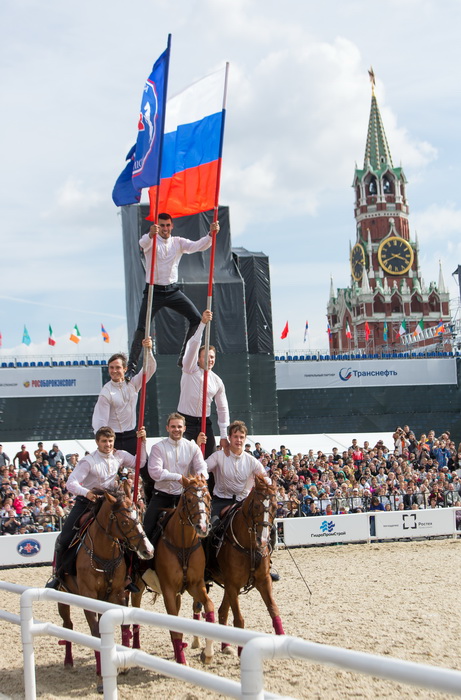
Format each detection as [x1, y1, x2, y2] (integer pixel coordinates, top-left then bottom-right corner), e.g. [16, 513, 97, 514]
[180, 474, 211, 538]
[245, 474, 277, 548]
[103, 481, 154, 560]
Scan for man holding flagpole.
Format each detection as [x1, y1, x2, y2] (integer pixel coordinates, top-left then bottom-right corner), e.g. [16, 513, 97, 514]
[178, 309, 229, 458]
[124, 213, 220, 380]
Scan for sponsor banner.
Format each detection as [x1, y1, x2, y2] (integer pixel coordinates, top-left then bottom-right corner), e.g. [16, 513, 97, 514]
[0, 367, 102, 398]
[0, 531, 58, 566]
[276, 358, 457, 390]
[279, 513, 369, 546]
[375, 508, 455, 539]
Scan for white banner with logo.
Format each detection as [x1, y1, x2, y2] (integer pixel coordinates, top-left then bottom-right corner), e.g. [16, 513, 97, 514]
[0, 532, 59, 566]
[276, 358, 457, 390]
[278, 513, 370, 546]
[0, 367, 102, 398]
[374, 508, 455, 539]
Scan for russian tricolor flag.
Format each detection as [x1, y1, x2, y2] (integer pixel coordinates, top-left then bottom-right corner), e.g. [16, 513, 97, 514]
[148, 67, 227, 219]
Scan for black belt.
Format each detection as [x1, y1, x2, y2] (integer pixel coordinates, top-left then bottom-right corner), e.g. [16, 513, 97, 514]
[154, 283, 178, 291]
[115, 429, 137, 438]
[182, 414, 212, 424]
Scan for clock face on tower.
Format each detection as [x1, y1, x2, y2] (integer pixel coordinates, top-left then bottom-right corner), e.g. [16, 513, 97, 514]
[378, 236, 414, 275]
[350, 243, 365, 281]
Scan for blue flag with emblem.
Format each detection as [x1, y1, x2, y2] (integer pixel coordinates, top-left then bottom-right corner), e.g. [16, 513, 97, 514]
[132, 38, 170, 192]
[112, 145, 141, 206]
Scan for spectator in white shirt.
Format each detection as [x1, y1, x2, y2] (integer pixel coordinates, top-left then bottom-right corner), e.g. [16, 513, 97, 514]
[125, 213, 220, 380]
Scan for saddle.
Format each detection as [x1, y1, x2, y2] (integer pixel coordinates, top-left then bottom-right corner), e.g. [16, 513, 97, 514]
[205, 502, 242, 581]
[59, 516, 95, 578]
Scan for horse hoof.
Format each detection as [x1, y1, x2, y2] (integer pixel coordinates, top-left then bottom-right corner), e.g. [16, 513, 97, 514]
[200, 650, 213, 665]
[191, 637, 200, 649]
[97, 682, 104, 694]
[222, 645, 236, 656]
[64, 662, 74, 669]
[119, 667, 130, 676]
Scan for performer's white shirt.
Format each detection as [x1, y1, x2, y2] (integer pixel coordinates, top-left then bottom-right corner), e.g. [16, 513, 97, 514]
[92, 352, 156, 434]
[148, 437, 208, 495]
[206, 450, 270, 500]
[177, 322, 229, 438]
[67, 445, 146, 498]
[139, 233, 212, 285]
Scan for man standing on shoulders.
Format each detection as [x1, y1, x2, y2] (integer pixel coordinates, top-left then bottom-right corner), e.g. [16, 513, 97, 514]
[46, 426, 148, 589]
[142, 412, 208, 544]
[92, 337, 156, 502]
[178, 309, 229, 459]
[125, 213, 220, 380]
[206, 420, 280, 581]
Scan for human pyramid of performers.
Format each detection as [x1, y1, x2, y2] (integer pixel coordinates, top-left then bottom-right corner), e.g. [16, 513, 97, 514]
[45, 213, 283, 666]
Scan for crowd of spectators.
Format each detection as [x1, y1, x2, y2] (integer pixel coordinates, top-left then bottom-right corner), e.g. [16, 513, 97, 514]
[249, 426, 461, 518]
[1, 425, 461, 534]
[0, 441, 81, 535]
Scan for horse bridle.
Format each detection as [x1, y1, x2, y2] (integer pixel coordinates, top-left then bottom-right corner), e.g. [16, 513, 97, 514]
[229, 487, 276, 554]
[96, 502, 145, 551]
[179, 483, 211, 533]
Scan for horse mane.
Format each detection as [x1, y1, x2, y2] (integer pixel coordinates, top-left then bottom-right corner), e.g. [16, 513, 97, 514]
[254, 472, 276, 494]
[89, 486, 128, 515]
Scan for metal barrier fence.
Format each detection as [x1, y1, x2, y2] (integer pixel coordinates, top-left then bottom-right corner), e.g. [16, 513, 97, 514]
[2, 582, 461, 699]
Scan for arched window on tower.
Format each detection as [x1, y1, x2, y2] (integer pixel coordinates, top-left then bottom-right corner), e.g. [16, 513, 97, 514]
[410, 293, 423, 315]
[391, 292, 402, 314]
[368, 177, 377, 195]
[382, 174, 394, 195]
[355, 185, 361, 205]
[374, 293, 386, 315]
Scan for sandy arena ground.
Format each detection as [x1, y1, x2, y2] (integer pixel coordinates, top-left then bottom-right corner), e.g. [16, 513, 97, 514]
[1, 538, 461, 699]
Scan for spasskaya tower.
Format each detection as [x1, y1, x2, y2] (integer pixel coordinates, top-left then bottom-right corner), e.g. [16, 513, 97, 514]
[327, 70, 450, 352]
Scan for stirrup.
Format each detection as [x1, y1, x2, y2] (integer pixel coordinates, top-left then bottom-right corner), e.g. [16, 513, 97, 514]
[125, 580, 140, 593]
[45, 577, 60, 590]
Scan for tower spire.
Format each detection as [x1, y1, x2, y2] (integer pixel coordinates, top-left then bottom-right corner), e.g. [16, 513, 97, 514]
[363, 69, 393, 170]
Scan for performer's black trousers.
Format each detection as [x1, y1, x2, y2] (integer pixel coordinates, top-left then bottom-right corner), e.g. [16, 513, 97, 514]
[143, 490, 181, 542]
[135, 283, 201, 349]
[182, 414, 216, 458]
[55, 496, 91, 572]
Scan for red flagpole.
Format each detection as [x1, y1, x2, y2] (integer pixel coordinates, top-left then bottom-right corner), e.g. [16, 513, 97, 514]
[200, 63, 229, 455]
[133, 36, 171, 502]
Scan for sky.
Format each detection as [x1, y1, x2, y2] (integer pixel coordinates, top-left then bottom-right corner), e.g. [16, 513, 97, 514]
[2, 0, 461, 358]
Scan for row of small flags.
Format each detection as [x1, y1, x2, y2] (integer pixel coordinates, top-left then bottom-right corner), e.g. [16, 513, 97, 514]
[280, 319, 446, 342]
[0, 324, 111, 348]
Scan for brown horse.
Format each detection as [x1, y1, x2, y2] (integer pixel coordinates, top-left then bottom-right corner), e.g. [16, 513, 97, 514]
[57, 480, 154, 691]
[208, 473, 284, 654]
[144, 474, 215, 664]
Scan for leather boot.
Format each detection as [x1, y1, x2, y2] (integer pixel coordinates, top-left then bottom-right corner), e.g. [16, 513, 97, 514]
[45, 540, 65, 589]
[125, 329, 145, 382]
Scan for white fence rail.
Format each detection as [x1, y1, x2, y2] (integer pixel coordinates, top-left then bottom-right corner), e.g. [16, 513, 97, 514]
[2, 582, 461, 699]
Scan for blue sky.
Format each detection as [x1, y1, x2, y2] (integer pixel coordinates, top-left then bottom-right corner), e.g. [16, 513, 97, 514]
[1, 0, 461, 357]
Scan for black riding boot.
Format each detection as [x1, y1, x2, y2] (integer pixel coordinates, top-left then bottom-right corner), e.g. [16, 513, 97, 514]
[125, 329, 145, 382]
[45, 539, 65, 589]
